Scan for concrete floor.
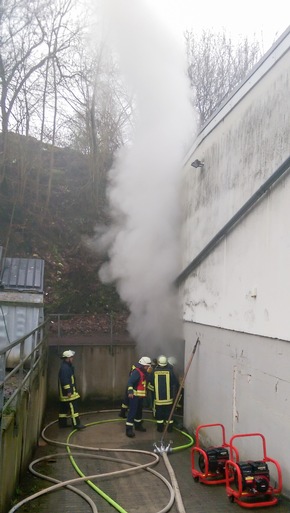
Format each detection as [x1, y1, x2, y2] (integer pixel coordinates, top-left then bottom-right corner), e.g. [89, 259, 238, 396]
[10, 408, 290, 513]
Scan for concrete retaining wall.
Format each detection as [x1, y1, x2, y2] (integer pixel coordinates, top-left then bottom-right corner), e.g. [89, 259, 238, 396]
[0, 358, 47, 513]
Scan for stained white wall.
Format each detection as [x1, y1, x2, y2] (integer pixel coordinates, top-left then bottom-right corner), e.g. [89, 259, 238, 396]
[180, 27, 290, 496]
[181, 28, 290, 338]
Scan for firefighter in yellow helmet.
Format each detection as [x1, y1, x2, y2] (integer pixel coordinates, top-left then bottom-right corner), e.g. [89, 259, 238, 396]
[148, 355, 179, 432]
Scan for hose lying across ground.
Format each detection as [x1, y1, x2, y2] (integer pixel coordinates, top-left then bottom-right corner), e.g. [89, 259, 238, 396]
[8, 410, 194, 513]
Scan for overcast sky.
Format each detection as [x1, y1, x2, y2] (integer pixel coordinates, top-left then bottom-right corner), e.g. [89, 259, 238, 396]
[146, 0, 290, 52]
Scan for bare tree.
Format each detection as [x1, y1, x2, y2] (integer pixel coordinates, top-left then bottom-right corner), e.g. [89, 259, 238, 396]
[58, 39, 134, 212]
[0, 0, 80, 186]
[0, 0, 131, 218]
[185, 29, 262, 126]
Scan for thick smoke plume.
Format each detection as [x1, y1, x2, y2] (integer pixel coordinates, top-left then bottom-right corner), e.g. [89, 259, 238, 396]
[97, 0, 196, 356]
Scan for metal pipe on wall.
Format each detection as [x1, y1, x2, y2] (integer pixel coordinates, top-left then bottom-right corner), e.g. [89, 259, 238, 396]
[176, 155, 290, 286]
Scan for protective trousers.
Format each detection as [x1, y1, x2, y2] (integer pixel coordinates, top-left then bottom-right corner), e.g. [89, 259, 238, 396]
[59, 398, 81, 428]
[155, 404, 173, 431]
[126, 396, 143, 427]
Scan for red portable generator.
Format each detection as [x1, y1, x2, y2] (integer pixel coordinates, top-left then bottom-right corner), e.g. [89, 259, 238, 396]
[191, 423, 237, 485]
[225, 433, 282, 508]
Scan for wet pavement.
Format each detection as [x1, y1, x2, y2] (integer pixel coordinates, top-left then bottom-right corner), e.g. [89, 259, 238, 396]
[10, 407, 290, 513]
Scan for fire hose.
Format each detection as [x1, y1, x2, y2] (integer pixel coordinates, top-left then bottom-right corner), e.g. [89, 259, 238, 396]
[153, 338, 200, 513]
[8, 340, 200, 513]
[161, 337, 200, 444]
[8, 411, 194, 513]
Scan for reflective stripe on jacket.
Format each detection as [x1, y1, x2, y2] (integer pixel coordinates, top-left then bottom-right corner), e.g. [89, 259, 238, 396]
[150, 365, 179, 405]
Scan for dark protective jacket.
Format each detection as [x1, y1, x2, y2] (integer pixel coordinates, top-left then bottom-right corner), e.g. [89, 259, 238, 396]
[127, 363, 147, 397]
[58, 360, 80, 402]
[148, 364, 179, 405]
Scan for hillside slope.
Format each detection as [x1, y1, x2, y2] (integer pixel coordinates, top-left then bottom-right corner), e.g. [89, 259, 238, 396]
[0, 133, 128, 331]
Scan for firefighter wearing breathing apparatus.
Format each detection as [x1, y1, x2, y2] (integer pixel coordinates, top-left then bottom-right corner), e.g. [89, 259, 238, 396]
[148, 355, 179, 432]
[58, 350, 85, 430]
[125, 356, 152, 438]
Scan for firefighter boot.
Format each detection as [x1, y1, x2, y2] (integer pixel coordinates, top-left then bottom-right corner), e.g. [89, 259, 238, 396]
[134, 421, 146, 432]
[118, 407, 127, 418]
[75, 417, 86, 430]
[167, 423, 173, 433]
[157, 423, 164, 433]
[126, 426, 135, 438]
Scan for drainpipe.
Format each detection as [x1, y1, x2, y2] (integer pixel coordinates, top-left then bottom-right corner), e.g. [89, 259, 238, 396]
[176, 155, 290, 286]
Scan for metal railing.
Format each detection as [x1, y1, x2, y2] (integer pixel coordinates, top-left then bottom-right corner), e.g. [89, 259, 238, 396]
[0, 320, 49, 420]
[48, 312, 129, 338]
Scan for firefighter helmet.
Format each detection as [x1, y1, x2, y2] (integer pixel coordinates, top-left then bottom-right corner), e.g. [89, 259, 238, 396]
[168, 356, 177, 366]
[62, 350, 75, 358]
[158, 355, 168, 366]
[139, 356, 152, 366]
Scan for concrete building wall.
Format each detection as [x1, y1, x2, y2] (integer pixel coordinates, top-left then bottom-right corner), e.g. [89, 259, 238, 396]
[180, 27, 290, 496]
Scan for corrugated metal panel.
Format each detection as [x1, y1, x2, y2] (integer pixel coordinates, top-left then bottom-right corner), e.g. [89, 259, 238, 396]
[1, 257, 44, 292]
[0, 304, 38, 344]
[0, 304, 43, 366]
[0, 249, 45, 366]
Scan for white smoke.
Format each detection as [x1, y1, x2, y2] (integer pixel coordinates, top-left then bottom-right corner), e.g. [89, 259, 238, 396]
[96, 0, 196, 355]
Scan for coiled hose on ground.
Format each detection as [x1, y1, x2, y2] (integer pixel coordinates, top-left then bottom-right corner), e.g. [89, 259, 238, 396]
[8, 409, 194, 513]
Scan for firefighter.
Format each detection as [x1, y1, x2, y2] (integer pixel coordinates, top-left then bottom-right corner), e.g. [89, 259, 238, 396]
[118, 363, 136, 418]
[148, 355, 179, 433]
[58, 350, 85, 430]
[125, 356, 152, 438]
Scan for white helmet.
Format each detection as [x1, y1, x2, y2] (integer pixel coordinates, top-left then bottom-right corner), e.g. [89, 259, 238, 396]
[62, 350, 75, 358]
[139, 356, 152, 366]
[158, 355, 168, 367]
[168, 356, 177, 367]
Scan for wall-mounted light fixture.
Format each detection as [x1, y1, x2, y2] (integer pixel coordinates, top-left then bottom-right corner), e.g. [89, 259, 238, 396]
[191, 159, 204, 168]
[250, 288, 257, 298]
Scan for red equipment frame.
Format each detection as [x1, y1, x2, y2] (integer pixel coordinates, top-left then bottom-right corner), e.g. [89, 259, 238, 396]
[191, 423, 238, 485]
[225, 433, 283, 508]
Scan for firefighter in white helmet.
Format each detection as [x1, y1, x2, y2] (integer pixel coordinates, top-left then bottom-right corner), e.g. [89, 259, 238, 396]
[58, 350, 85, 430]
[148, 355, 179, 432]
[125, 356, 152, 438]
